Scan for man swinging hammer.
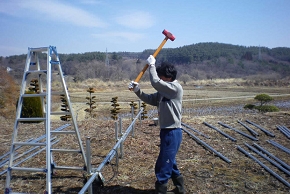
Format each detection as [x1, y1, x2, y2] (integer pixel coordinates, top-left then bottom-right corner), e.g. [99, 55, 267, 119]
[128, 55, 185, 194]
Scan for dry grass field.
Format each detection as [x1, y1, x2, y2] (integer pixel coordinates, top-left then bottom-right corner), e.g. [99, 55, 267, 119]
[0, 79, 290, 193]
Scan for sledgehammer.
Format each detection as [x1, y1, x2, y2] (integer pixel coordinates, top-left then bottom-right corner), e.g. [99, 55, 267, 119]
[134, 29, 175, 83]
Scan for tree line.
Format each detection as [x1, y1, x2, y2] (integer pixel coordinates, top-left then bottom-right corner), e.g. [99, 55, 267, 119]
[1, 42, 290, 83]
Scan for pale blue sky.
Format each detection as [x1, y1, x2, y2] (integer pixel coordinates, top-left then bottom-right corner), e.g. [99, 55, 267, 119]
[1, 0, 289, 57]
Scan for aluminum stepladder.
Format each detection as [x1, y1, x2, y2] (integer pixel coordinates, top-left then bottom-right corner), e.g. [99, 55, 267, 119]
[5, 46, 87, 194]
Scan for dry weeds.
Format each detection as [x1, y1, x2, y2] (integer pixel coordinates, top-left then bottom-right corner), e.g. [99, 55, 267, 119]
[0, 81, 290, 193]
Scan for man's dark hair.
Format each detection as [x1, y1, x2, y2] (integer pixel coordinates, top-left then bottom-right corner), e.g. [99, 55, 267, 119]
[156, 62, 177, 81]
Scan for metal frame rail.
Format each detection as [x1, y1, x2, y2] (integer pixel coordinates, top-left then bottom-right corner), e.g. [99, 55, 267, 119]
[0, 141, 30, 168]
[79, 108, 144, 194]
[282, 125, 290, 133]
[244, 143, 290, 176]
[0, 138, 59, 176]
[276, 125, 290, 139]
[267, 140, 290, 155]
[237, 145, 290, 188]
[181, 122, 210, 139]
[237, 120, 259, 137]
[203, 121, 237, 142]
[0, 124, 70, 170]
[252, 143, 290, 171]
[218, 122, 258, 141]
[0, 124, 71, 175]
[0, 138, 33, 162]
[182, 127, 231, 163]
[245, 120, 275, 137]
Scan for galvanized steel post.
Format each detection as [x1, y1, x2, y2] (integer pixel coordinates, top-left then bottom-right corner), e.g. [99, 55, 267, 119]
[131, 106, 135, 137]
[115, 121, 119, 142]
[119, 118, 123, 158]
[85, 137, 93, 194]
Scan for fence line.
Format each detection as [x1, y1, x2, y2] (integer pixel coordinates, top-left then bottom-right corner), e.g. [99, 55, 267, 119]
[79, 108, 144, 194]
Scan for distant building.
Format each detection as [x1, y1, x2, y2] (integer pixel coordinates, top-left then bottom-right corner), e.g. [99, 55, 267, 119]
[6, 67, 12, 72]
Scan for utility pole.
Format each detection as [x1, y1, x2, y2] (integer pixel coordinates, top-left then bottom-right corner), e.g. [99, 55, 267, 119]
[258, 45, 261, 60]
[105, 48, 109, 66]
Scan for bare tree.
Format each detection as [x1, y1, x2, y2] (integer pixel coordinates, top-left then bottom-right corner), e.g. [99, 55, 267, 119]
[179, 74, 191, 84]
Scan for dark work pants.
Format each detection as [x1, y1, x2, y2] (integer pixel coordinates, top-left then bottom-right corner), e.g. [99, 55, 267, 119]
[155, 128, 182, 184]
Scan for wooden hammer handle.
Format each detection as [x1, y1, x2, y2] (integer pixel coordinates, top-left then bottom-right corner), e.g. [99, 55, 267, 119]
[134, 37, 168, 83]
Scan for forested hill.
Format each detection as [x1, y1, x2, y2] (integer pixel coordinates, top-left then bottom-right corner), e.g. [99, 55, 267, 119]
[1, 42, 290, 82]
[149, 43, 290, 64]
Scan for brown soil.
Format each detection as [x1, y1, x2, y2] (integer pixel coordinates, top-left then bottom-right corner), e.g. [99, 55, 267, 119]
[1, 109, 290, 193]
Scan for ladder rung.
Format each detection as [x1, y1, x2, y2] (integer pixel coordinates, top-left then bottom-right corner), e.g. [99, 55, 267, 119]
[29, 47, 48, 52]
[54, 166, 85, 171]
[18, 118, 46, 122]
[21, 92, 66, 97]
[22, 93, 46, 97]
[50, 112, 72, 115]
[50, 149, 81, 153]
[25, 70, 47, 75]
[51, 91, 65, 95]
[50, 61, 60, 64]
[51, 131, 75, 134]
[10, 166, 47, 172]
[13, 142, 46, 146]
[53, 123, 71, 130]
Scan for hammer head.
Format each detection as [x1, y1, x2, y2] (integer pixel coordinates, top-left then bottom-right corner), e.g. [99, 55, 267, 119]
[162, 29, 175, 41]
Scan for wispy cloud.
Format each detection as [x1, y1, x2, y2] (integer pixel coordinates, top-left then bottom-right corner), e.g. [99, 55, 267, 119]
[92, 31, 144, 42]
[115, 11, 155, 29]
[0, 0, 107, 28]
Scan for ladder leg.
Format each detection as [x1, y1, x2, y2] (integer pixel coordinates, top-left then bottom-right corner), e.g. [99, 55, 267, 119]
[5, 46, 87, 193]
[46, 49, 52, 194]
[54, 47, 87, 167]
[35, 52, 46, 114]
[5, 49, 33, 191]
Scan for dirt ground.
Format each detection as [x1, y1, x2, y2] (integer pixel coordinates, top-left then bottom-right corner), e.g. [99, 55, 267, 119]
[0, 85, 290, 193]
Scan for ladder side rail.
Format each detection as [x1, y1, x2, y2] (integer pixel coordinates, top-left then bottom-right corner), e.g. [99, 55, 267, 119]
[54, 47, 87, 167]
[6, 45, 87, 193]
[35, 52, 46, 115]
[46, 48, 53, 194]
[5, 49, 33, 189]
